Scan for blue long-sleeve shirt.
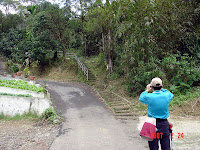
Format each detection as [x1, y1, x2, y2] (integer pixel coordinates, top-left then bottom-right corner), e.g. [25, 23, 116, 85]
[139, 89, 174, 119]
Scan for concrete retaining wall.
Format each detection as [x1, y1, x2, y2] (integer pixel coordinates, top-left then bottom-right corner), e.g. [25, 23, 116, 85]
[0, 95, 51, 116]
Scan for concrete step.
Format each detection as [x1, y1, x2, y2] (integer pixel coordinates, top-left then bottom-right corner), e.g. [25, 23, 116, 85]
[114, 112, 137, 116]
[113, 105, 130, 110]
[107, 100, 123, 103]
[115, 116, 138, 120]
[109, 101, 128, 104]
[107, 98, 122, 102]
[110, 103, 128, 106]
[115, 110, 132, 113]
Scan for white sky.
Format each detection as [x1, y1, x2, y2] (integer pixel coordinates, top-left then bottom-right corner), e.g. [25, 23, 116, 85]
[0, 0, 106, 14]
[47, 0, 65, 7]
[0, 0, 65, 14]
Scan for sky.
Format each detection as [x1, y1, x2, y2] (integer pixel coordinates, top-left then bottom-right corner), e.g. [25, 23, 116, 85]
[0, 0, 65, 14]
[47, 0, 65, 7]
[0, 0, 107, 15]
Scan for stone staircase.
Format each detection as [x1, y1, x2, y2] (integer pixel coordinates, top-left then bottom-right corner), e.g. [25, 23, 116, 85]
[95, 83, 138, 120]
[87, 69, 97, 84]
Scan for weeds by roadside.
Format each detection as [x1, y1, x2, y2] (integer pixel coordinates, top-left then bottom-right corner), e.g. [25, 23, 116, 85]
[0, 112, 39, 121]
[0, 108, 62, 124]
[41, 108, 62, 124]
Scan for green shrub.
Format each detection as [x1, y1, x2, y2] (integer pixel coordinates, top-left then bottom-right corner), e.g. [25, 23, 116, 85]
[41, 108, 61, 124]
[97, 53, 106, 69]
[10, 63, 19, 73]
[5, 60, 12, 71]
[5, 60, 19, 73]
[125, 53, 200, 96]
[162, 54, 200, 94]
[109, 73, 120, 80]
[23, 67, 30, 76]
[125, 59, 166, 96]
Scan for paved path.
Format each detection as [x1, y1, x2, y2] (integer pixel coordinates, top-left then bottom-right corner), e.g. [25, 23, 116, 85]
[45, 81, 147, 150]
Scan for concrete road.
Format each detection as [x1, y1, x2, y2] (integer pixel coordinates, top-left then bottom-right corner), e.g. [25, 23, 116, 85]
[46, 81, 147, 150]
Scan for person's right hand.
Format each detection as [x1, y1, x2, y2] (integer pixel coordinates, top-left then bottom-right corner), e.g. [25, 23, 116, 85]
[146, 84, 151, 92]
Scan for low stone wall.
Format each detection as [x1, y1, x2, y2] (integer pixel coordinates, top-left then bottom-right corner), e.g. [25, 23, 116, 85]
[0, 95, 51, 116]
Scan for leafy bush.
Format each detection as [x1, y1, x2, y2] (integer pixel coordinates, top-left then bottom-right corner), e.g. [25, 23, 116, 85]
[97, 53, 106, 69]
[109, 73, 120, 80]
[125, 53, 200, 96]
[162, 54, 200, 94]
[125, 59, 166, 96]
[5, 60, 12, 72]
[23, 67, 30, 76]
[10, 63, 19, 73]
[4, 60, 19, 73]
[41, 108, 61, 124]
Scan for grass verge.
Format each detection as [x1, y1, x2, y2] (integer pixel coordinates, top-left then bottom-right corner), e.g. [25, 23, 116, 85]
[0, 108, 62, 124]
[0, 93, 31, 97]
[0, 112, 39, 121]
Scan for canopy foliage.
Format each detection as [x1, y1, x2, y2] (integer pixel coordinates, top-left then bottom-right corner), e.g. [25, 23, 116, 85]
[0, 0, 199, 95]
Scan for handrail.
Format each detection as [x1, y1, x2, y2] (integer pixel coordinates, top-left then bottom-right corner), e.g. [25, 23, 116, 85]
[58, 51, 88, 80]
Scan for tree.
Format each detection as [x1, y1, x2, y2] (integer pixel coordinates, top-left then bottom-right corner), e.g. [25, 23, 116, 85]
[0, 28, 24, 59]
[25, 3, 70, 62]
[84, 0, 115, 72]
[0, 10, 4, 35]
[46, 4, 70, 61]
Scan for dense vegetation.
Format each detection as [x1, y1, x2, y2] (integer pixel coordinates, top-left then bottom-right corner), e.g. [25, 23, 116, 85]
[0, 0, 199, 96]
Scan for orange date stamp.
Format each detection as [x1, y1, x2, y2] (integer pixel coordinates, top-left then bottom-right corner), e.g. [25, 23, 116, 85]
[150, 132, 184, 139]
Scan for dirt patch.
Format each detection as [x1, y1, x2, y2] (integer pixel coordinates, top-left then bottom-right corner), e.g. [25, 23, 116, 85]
[0, 119, 59, 150]
[33, 60, 79, 83]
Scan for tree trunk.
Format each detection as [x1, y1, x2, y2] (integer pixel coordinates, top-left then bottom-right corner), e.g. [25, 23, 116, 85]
[102, 33, 105, 52]
[84, 34, 87, 57]
[62, 44, 66, 61]
[107, 53, 113, 73]
[49, 58, 51, 66]
[53, 51, 58, 60]
[106, 29, 113, 73]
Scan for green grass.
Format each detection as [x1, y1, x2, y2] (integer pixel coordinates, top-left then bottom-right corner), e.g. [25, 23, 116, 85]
[0, 79, 44, 92]
[0, 112, 39, 121]
[0, 108, 62, 124]
[169, 87, 200, 107]
[0, 93, 31, 97]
